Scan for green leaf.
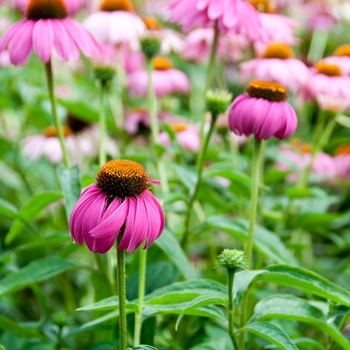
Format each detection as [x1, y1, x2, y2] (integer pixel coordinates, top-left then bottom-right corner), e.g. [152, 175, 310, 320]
[77, 296, 138, 312]
[194, 215, 298, 265]
[262, 265, 350, 307]
[175, 295, 226, 330]
[133, 346, 159, 350]
[15, 233, 71, 252]
[241, 322, 298, 350]
[174, 165, 197, 190]
[57, 99, 99, 123]
[0, 315, 46, 340]
[0, 161, 23, 190]
[145, 279, 226, 305]
[56, 164, 81, 220]
[6, 191, 64, 244]
[293, 338, 326, 350]
[155, 228, 197, 280]
[0, 198, 19, 219]
[0, 258, 85, 297]
[233, 270, 266, 302]
[250, 295, 349, 349]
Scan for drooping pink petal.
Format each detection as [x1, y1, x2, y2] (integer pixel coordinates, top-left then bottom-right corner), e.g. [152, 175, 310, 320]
[0, 20, 27, 52]
[51, 19, 71, 61]
[90, 199, 129, 238]
[207, 0, 225, 20]
[32, 19, 54, 63]
[8, 20, 35, 65]
[127, 196, 149, 253]
[118, 197, 136, 251]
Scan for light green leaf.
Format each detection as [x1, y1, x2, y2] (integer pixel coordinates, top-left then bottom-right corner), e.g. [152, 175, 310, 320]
[133, 346, 159, 350]
[145, 279, 226, 305]
[0, 161, 22, 190]
[57, 99, 99, 123]
[293, 338, 326, 350]
[0, 315, 46, 340]
[0, 198, 19, 219]
[56, 164, 81, 220]
[175, 295, 226, 330]
[155, 228, 197, 280]
[0, 258, 85, 297]
[251, 295, 349, 349]
[194, 215, 298, 265]
[77, 296, 138, 312]
[233, 270, 266, 302]
[174, 165, 197, 190]
[241, 322, 298, 350]
[6, 191, 64, 244]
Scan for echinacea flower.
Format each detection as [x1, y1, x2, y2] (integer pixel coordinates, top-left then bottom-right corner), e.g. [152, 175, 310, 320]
[240, 43, 310, 92]
[0, 0, 100, 65]
[128, 57, 190, 98]
[169, 0, 266, 41]
[334, 144, 350, 182]
[84, 0, 146, 46]
[69, 160, 165, 253]
[228, 80, 298, 140]
[276, 143, 337, 183]
[159, 123, 200, 152]
[304, 61, 350, 112]
[323, 44, 350, 76]
[249, 0, 300, 54]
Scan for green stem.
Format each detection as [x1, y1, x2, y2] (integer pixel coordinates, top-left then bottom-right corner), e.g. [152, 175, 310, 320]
[329, 312, 350, 350]
[246, 139, 263, 268]
[146, 59, 169, 193]
[99, 84, 107, 167]
[134, 247, 147, 346]
[181, 115, 217, 250]
[56, 325, 63, 350]
[44, 61, 70, 169]
[307, 30, 329, 64]
[227, 269, 239, 350]
[117, 235, 127, 350]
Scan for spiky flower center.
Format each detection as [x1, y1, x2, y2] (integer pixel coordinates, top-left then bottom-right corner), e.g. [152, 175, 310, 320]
[249, 0, 276, 13]
[315, 61, 342, 76]
[262, 43, 294, 59]
[26, 0, 68, 20]
[44, 126, 73, 138]
[335, 144, 350, 156]
[152, 57, 173, 70]
[100, 0, 134, 12]
[246, 80, 288, 102]
[334, 44, 350, 57]
[143, 16, 161, 30]
[298, 144, 312, 153]
[96, 160, 149, 199]
[171, 124, 187, 132]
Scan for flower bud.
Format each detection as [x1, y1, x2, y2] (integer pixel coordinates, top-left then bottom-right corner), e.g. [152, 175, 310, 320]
[205, 89, 232, 119]
[94, 66, 115, 86]
[216, 249, 247, 271]
[140, 36, 161, 60]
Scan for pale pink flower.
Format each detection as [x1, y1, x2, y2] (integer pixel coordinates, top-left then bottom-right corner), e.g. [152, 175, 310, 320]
[323, 45, 350, 76]
[70, 160, 165, 254]
[84, 0, 146, 46]
[159, 123, 200, 152]
[0, 49, 10, 67]
[0, 0, 100, 65]
[240, 43, 310, 92]
[128, 57, 190, 98]
[334, 144, 350, 182]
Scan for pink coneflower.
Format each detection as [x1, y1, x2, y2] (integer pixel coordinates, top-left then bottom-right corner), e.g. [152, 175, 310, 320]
[323, 44, 350, 76]
[143, 16, 184, 55]
[249, 0, 300, 55]
[128, 57, 190, 98]
[228, 80, 297, 140]
[84, 0, 146, 46]
[276, 143, 337, 183]
[125, 107, 172, 135]
[21, 115, 100, 164]
[159, 123, 200, 152]
[240, 43, 310, 92]
[169, 0, 266, 41]
[69, 160, 165, 253]
[0, 0, 100, 65]
[304, 61, 350, 112]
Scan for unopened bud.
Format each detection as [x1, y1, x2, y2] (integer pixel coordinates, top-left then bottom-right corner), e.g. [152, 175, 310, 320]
[140, 36, 161, 60]
[216, 249, 247, 271]
[206, 89, 232, 119]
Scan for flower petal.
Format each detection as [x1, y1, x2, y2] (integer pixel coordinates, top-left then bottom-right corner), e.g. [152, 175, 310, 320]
[32, 19, 54, 63]
[118, 197, 136, 251]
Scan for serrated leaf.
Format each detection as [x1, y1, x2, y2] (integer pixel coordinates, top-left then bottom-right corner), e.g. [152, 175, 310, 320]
[56, 164, 81, 220]
[175, 295, 226, 330]
[194, 215, 298, 265]
[0, 258, 85, 297]
[6, 191, 64, 244]
[242, 322, 298, 350]
[250, 295, 349, 349]
[155, 228, 197, 280]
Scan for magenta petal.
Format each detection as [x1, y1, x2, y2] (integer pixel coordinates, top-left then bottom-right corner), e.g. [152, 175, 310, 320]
[33, 19, 54, 63]
[127, 196, 149, 253]
[90, 199, 129, 238]
[51, 19, 71, 61]
[0, 20, 27, 52]
[8, 20, 35, 65]
[118, 198, 136, 251]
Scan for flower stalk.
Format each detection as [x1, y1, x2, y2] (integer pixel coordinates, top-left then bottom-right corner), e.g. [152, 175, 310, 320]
[44, 60, 70, 169]
[99, 83, 107, 167]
